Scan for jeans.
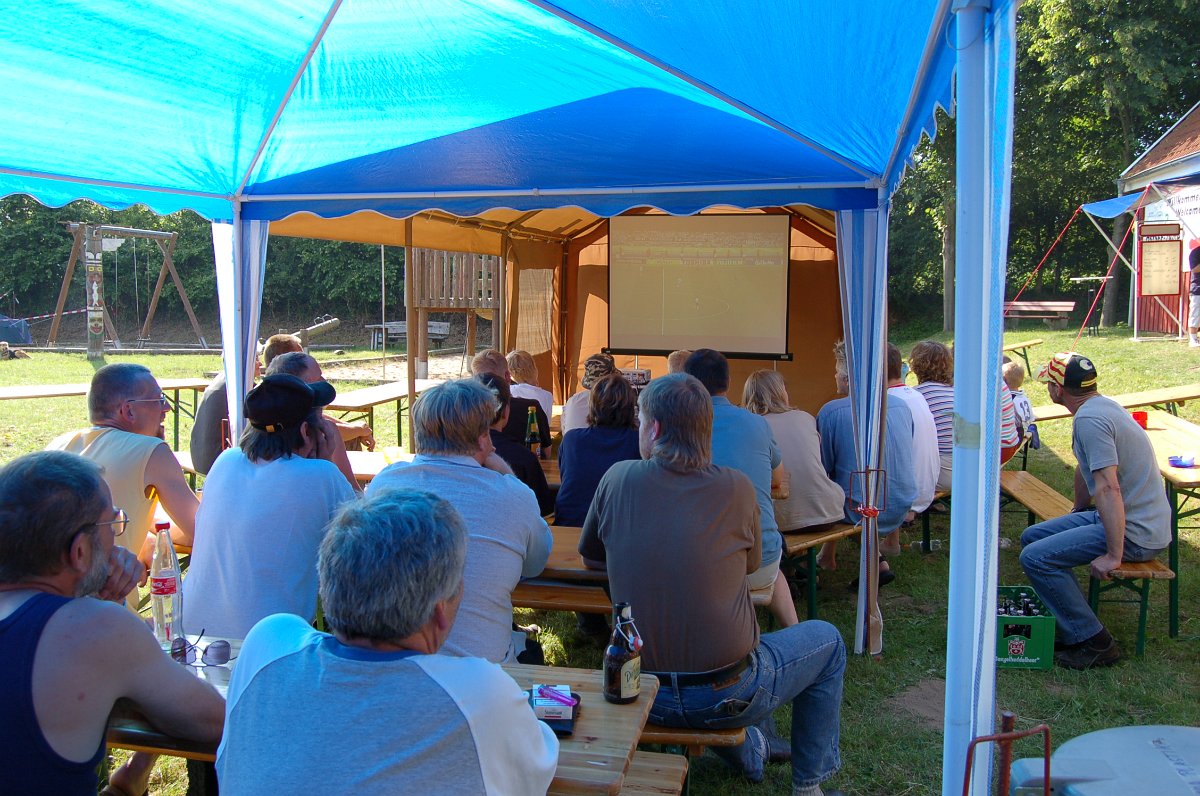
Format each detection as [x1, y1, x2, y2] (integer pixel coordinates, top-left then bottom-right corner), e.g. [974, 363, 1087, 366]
[1019, 510, 1163, 645]
[648, 620, 845, 790]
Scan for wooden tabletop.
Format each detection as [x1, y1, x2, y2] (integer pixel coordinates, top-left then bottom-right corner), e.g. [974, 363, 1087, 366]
[1143, 410, 1200, 489]
[107, 642, 657, 795]
[1033, 383, 1200, 423]
[326, 379, 443, 412]
[541, 525, 605, 583]
[503, 663, 658, 796]
[541, 456, 561, 488]
[0, 377, 211, 401]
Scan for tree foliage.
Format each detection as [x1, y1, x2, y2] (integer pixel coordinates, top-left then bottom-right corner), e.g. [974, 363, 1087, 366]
[889, 0, 1200, 324]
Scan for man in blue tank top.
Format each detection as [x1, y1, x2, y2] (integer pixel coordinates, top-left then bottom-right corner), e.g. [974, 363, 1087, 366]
[0, 451, 224, 796]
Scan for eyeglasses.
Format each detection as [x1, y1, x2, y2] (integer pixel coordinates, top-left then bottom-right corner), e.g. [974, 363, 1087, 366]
[92, 508, 128, 538]
[170, 630, 234, 668]
[127, 392, 170, 408]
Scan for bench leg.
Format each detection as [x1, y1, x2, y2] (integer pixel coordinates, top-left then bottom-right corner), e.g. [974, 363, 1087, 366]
[1135, 581, 1151, 658]
[1168, 484, 1179, 639]
[921, 511, 931, 553]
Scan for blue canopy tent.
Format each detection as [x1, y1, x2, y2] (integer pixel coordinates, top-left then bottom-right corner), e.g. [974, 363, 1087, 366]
[0, 1, 1016, 791]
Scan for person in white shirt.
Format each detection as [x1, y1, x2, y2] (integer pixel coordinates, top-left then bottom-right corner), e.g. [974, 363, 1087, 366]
[885, 344, 940, 539]
[217, 488, 558, 795]
[368, 379, 552, 663]
[506, 349, 553, 418]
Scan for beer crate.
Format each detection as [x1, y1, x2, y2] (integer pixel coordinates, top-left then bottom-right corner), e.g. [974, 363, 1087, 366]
[996, 586, 1055, 670]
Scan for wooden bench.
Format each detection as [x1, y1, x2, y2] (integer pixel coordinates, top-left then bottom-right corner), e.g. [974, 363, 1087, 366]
[640, 724, 745, 757]
[999, 470, 1073, 525]
[618, 750, 688, 795]
[781, 522, 860, 620]
[1033, 382, 1200, 423]
[1003, 300, 1075, 330]
[1088, 558, 1175, 657]
[512, 580, 773, 615]
[365, 320, 451, 350]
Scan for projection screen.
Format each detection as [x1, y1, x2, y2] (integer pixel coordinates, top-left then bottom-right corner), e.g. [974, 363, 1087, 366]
[608, 215, 791, 358]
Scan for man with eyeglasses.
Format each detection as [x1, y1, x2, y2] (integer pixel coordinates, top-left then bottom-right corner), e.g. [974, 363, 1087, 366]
[47, 363, 200, 575]
[0, 450, 224, 796]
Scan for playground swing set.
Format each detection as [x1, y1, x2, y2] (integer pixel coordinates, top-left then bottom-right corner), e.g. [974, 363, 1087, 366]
[45, 222, 208, 358]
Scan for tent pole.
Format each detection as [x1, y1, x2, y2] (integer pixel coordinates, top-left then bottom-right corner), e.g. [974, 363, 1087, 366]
[404, 218, 416, 452]
[380, 244, 387, 380]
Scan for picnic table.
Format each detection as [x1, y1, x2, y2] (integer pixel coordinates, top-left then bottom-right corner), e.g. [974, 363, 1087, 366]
[1003, 300, 1075, 329]
[1137, 410, 1196, 638]
[325, 378, 442, 445]
[0, 377, 210, 451]
[1033, 383, 1200, 423]
[1002, 338, 1043, 373]
[106, 637, 660, 795]
[365, 320, 451, 350]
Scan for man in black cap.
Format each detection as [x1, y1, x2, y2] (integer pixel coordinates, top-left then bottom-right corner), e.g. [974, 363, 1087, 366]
[1019, 352, 1171, 669]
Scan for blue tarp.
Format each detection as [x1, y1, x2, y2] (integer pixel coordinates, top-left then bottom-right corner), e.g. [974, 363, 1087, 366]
[1082, 172, 1200, 218]
[0, 0, 955, 221]
[0, 315, 32, 346]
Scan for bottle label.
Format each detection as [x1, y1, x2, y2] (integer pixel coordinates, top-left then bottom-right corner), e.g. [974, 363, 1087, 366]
[150, 575, 177, 596]
[619, 657, 641, 699]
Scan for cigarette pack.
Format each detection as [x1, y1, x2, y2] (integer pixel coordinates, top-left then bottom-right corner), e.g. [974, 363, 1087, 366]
[530, 684, 574, 720]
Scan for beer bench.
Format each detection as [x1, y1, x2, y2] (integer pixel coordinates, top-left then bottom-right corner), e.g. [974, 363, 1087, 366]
[365, 320, 451, 350]
[640, 724, 746, 758]
[1003, 300, 1075, 330]
[781, 522, 860, 619]
[512, 580, 774, 615]
[920, 490, 951, 553]
[999, 470, 1073, 525]
[618, 750, 688, 795]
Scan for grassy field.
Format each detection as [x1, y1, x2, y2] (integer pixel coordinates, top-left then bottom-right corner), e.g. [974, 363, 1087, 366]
[1, 326, 1197, 795]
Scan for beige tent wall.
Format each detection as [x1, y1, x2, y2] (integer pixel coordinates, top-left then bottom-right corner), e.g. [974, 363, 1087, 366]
[503, 237, 565, 395]
[563, 215, 842, 415]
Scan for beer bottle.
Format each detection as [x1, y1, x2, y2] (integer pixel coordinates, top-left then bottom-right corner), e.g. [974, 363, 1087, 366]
[603, 602, 642, 704]
[524, 405, 542, 458]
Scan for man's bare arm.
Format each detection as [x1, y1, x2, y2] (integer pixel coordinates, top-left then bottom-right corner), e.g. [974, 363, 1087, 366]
[146, 444, 199, 545]
[1090, 465, 1125, 579]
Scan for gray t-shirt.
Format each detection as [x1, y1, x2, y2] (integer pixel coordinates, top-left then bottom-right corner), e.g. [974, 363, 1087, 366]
[1072, 395, 1171, 550]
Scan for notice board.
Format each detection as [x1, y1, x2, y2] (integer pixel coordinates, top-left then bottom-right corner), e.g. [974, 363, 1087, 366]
[1140, 239, 1181, 297]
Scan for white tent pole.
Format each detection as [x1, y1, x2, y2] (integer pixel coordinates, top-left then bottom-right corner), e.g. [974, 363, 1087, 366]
[381, 244, 387, 379]
[943, 0, 1007, 793]
[1082, 211, 1136, 273]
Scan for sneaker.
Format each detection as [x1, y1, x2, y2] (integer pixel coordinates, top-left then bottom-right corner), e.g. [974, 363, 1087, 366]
[1053, 637, 1121, 669]
[1190, 336, 1200, 348]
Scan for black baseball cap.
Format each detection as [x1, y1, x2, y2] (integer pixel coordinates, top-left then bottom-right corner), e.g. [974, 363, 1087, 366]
[244, 374, 336, 432]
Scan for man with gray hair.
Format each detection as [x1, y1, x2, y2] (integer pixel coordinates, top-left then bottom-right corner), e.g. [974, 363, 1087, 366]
[267, 351, 375, 451]
[47, 363, 199, 572]
[368, 379, 552, 663]
[216, 488, 558, 794]
[0, 451, 224, 796]
[580, 374, 846, 795]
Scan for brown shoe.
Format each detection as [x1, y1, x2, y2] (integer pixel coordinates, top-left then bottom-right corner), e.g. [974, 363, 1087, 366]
[1054, 637, 1121, 670]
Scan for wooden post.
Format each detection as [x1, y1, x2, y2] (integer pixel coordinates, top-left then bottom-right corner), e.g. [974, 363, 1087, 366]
[48, 227, 84, 346]
[404, 219, 417, 452]
[466, 311, 477, 357]
[416, 306, 429, 379]
[84, 226, 106, 360]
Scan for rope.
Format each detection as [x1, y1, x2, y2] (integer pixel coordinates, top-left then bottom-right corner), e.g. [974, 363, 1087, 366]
[22, 307, 87, 322]
[1006, 206, 1082, 310]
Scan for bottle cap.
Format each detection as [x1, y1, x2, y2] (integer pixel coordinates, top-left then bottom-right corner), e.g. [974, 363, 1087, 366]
[155, 522, 171, 531]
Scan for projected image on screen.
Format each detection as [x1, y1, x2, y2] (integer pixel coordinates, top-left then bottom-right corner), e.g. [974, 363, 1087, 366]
[608, 215, 790, 356]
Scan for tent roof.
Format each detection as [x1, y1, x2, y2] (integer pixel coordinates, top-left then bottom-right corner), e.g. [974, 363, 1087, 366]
[0, 0, 954, 222]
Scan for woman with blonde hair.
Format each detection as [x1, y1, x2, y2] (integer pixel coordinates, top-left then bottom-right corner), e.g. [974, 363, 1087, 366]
[742, 370, 845, 622]
[506, 349, 553, 418]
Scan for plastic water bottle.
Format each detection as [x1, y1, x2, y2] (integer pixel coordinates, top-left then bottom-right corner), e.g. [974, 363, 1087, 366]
[149, 522, 183, 650]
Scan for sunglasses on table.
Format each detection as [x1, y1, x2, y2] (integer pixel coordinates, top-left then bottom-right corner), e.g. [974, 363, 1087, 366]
[170, 630, 234, 667]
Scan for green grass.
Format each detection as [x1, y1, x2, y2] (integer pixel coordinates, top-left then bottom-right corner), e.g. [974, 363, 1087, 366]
[2, 328, 1198, 796]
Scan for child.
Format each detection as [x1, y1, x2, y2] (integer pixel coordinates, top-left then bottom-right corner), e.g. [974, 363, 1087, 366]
[1002, 360, 1039, 449]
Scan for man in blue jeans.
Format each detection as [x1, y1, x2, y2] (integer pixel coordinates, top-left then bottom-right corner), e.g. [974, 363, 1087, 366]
[1020, 352, 1171, 669]
[580, 373, 846, 796]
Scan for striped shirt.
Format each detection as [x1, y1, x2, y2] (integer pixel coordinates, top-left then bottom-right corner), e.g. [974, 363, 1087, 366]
[915, 381, 954, 455]
[999, 383, 1020, 447]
